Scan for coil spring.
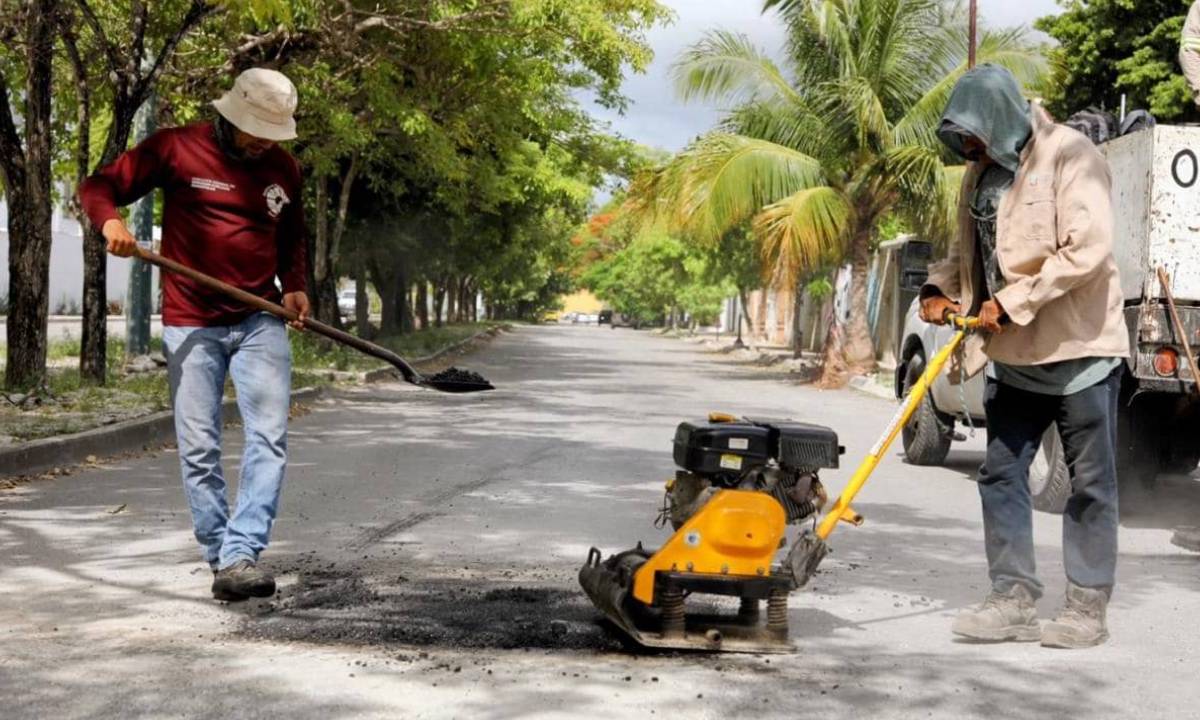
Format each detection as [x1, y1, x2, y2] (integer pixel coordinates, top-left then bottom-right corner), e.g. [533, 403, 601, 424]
[767, 589, 789, 633]
[661, 590, 686, 636]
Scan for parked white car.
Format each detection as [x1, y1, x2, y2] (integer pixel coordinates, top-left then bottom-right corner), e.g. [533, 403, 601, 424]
[337, 288, 357, 317]
[895, 297, 1070, 512]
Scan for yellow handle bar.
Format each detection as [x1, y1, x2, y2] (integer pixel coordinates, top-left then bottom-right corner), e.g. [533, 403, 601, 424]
[814, 316, 978, 540]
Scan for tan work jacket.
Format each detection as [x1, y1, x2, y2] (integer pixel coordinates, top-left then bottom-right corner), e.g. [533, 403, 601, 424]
[1181, 2, 1200, 102]
[925, 105, 1129, 382]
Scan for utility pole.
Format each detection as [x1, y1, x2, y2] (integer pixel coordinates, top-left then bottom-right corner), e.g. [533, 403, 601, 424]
[126, 81, 156, 359]
[968, 0, 978, 69]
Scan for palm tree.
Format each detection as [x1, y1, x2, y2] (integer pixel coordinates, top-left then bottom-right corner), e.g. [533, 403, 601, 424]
[629, 0, 1043, 385]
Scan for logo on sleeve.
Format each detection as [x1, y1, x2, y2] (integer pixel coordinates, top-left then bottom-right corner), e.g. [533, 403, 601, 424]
[263, 184, 290, 218]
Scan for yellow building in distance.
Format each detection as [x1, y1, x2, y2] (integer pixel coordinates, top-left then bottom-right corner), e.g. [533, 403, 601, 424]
[558, 290, 605, 315]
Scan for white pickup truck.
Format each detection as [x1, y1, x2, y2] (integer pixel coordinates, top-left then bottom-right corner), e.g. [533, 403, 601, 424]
[895, 124, 1200, 512]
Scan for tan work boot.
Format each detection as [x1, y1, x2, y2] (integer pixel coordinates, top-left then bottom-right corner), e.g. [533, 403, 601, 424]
[1041, 583, 1109, 649]
[952, 584, 1040, 642]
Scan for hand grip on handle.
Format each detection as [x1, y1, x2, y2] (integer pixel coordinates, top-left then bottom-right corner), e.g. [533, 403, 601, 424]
[944, 313, 981, 330]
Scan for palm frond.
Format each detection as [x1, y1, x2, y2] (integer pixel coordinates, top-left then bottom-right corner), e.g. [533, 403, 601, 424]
[753, 185, 853, 288]
[660, 133, 828, 244]
[671, 30, 801, 107]
[721, 99, 836, 161]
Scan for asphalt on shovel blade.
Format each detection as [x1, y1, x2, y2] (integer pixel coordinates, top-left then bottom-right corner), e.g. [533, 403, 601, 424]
[423, 366, 495, 393]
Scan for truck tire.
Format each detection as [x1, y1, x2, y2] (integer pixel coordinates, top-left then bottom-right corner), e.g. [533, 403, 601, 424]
[901, 349, 953, 466]
[1029, 425, 1071, 513]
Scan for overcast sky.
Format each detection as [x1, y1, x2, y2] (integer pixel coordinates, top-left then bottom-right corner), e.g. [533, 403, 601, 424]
[589, 0, 1063, 153]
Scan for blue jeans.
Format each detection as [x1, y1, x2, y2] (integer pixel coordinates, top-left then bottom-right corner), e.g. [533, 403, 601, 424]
[978, 368, 1121, 598]
[163, 313, 291, 570]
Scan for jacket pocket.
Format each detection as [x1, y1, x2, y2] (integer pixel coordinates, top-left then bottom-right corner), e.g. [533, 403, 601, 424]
[1017, 190, 1056, 243]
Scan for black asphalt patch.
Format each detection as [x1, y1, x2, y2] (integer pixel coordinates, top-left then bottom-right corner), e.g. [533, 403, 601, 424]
[238, 570, 624, 652]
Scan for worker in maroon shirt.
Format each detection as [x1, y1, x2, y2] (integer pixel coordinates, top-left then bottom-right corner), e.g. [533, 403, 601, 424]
[80, 68, 308, 602]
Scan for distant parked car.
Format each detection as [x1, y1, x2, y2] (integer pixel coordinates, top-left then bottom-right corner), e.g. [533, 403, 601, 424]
[337, 288, 357, 317]
[598, 309, 613, 325]
[895, 297, 1068, 512]
[611, 312, 639, 329]
[543, 310, 562, 323]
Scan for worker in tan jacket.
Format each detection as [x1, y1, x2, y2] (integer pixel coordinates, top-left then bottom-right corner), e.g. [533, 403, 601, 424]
[920, 65, 1129, 649]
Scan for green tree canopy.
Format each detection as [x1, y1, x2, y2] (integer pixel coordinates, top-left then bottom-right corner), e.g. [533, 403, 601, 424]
[1037, 0, 1199, 122]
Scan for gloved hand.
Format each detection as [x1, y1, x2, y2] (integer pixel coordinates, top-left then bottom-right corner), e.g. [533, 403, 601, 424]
[919, 295, 960, 326]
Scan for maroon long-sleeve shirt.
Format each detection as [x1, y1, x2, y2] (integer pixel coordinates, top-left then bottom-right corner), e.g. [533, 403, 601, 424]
[80, 122, 307, 327]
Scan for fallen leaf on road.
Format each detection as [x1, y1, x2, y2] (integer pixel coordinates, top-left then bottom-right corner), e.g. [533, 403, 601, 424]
[108, 504, 127, 515]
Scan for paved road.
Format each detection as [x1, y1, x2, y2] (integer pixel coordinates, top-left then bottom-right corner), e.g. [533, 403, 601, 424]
[2, 325, 1198, 719]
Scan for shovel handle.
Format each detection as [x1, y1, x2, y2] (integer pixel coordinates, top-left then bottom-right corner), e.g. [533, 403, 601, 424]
[131, 246, 421, 383]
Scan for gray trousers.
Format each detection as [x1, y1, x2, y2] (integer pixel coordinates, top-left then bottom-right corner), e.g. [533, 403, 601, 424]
[978, 368, 1121, 597]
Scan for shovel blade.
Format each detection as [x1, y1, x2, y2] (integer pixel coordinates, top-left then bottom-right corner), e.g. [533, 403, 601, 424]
[422, 367, 495, 393]
[422, 379, 495, 393]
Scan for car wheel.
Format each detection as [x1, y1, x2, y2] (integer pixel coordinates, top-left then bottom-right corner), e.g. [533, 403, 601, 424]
[1029, 425, 1071, 513]
[900, 349, 953, 466]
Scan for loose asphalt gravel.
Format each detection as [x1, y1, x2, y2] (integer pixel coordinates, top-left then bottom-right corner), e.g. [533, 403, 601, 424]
[2, 324, 1199, 719]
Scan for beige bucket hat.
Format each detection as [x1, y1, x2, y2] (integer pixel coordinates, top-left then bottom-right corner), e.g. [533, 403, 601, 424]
[212, 68, 298, 142]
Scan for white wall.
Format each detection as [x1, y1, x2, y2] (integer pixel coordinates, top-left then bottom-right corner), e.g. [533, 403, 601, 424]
[0, 201, 159, 311]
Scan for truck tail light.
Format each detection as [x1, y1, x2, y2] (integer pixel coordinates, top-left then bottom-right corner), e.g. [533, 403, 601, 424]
[1153, 347, 1179, 377]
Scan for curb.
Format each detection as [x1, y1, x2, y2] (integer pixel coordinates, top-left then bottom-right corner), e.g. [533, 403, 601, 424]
[849, 375, 897, 401]
[0, 386, 324, 480]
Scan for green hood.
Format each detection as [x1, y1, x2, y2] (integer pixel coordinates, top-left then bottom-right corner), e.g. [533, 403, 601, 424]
[937, 64, 1032, 173]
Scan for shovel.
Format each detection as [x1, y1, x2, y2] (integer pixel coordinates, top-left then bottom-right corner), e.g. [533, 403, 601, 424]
[786, 314, 979, 587]
[133, 246, 494, 394]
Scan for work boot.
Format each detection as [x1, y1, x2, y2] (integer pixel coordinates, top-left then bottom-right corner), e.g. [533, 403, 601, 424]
[1041, 583, 1109, 649]
[951, 584, 1040, 642]
[211, 560, 275, 602]
[1171, 527, 1200, 553]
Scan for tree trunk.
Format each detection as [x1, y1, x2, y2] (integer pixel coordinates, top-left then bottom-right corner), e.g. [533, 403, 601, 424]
[311, 158, 358, 329]
[433, 280, 445, 328]
[62, 26, 108, 385]
[817, 229, 877, 387]
[792, 278, 805, 359]
[844, 231, 876, 373]
[398, 269, 413, 334]
[354, 245, 370, 339]
[3, 5, 55, 390]
[311, 176, 335, 324]
[456, 277, 469, 323]
[816, 314, 848, 389]
[367, 256, 397, 336]
[416, 281, 429, 330]
[79, 102, 140, 384]
[445, 277, 457, 325]
[736, 288, 751, 347]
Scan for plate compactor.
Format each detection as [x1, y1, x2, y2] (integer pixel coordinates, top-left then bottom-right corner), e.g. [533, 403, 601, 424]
[579, 413, 849, 653]
[579, 316, 979, 653]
